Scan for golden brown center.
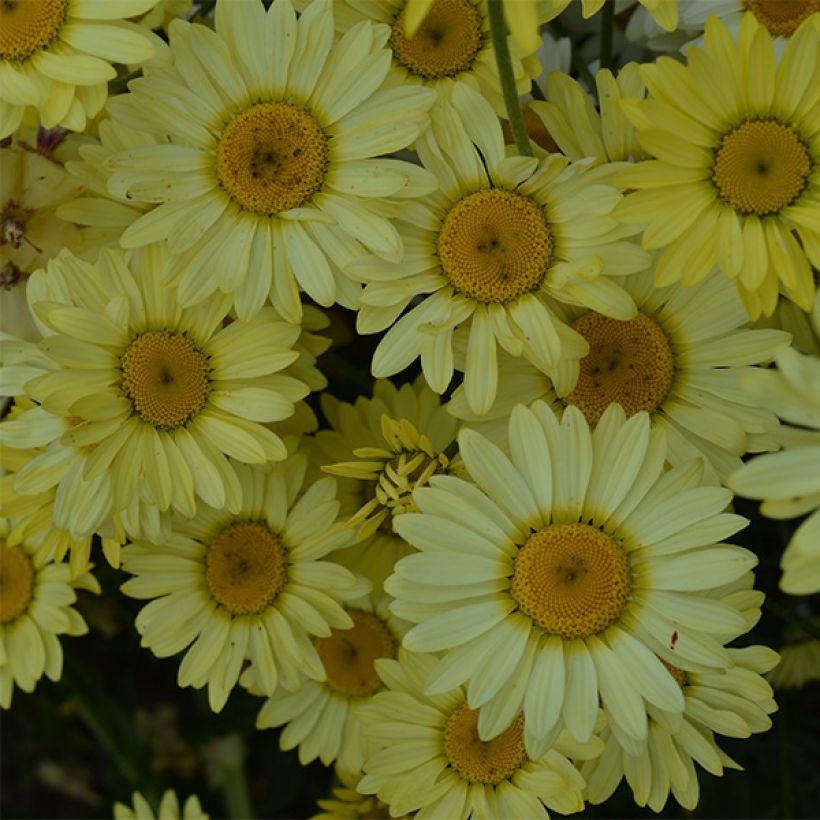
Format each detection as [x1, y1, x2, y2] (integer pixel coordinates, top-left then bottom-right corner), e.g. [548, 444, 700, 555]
[564, 311, 674, 425]
[0, 0, 68, 61]
[444, 706, 527, 785]
[660, 658, 689, 689]
[0, 541, 35, 624]
[216, 102, 328, 215]
[315, 609, 397, 696]
[712, 119, 811, 216]
[438, 188, 552, 303]
[390, 0, 483, 79]
[511, 524, 631, 640]
[120, 331, 210, 430]
[206, 522, 287, 615]
[743, 0, 820, 37]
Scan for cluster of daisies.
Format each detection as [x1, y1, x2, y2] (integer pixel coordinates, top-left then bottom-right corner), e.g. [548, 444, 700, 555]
[1, 0, 818, 817]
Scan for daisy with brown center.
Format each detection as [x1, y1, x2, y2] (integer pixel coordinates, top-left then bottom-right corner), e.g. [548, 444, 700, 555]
[448, 268, 790, 483]
[0, 515, 98, 708]
[103, 0, 437, 323]
[254, 592, 406, 771]
[310, 377, 460, 592]
[615, 13, 820, 319]
[387, 402, 760, 753]
[728, 346, 820, 595]
[355, 83, 648, 415]
[357, 649, 598, 818]
[0, 0, 158, 139]
[582, 644, 779, 812]
[325, 0, 541, 116]
[10, 246, 306, 538]
[120, 457, 369, 712]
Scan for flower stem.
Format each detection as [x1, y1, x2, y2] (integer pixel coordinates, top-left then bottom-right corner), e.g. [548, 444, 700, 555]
[487, 0, 532, 157]
[599, 0, 615, 71]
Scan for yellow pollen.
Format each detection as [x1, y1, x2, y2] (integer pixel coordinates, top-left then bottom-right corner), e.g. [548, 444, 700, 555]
[390, 0, 483, 80]
[511, 524, 631, 640]
[0, 0, 68, 61]
[217, 102, 328, 215]
[315, 609, 397, 697]
[444, 706, 527, 785]
[0, 541, 35, 624]
[712, 119, 811, 216]
[120, 331, 210, 431]
[438, 189, 552, 303]
[565, 312, 674, 425]
[660, 658, 688, 689]
[206, 522, 287, 615]
[743, 0, 820, 37]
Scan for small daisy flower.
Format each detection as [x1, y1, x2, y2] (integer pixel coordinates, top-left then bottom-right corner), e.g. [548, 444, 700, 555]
[0, 516, 98, 708]
[448, 269, 790, 482]
[313, 766, 406, 820]
[356, 83, 648, 415]
[104, 0, 437, 322]
[541, 0, 680, 33]
[0, 0, 158, 138]
[728, 346, 820, 595]
[120, 457, 369, 712]
[113, 790, 208, 820]
[358, 649, 598, 819]
[767, 637, 820, 690]
[254, 592, 406, 771]
[616, 13, 820, 318]
[388, 403, 759, 751]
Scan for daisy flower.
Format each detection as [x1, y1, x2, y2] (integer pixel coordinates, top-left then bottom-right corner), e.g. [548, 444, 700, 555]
[0, 0, 158, 139]
[329, 0, 541, 116]
[313, 767, 406, 820]
[113, 790, 208, 820]
[104, 0, 437, 322]
[311, 377, 460, 591]
[15, 246, 306, 536]
[582, 645, 779, 812]
[728, 346, 820, 595]
[0, 516, 98, 709]
[357, 649, 597, 819]
[448, 269, 790, 482]
[254, 592, 406, 771]
[387, 403, 759, 751]
[616, 13, 820, 318]
[541, 0, 680, 33]
[767, 637, 820, 690]
[120, 458, 368, 712]
[356, 83, 648, 414]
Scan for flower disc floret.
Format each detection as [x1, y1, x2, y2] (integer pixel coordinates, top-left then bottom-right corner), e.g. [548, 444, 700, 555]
[437, 188, 552, 303]
[511, 524, 632, 639]
[712, 119, 811, 216]
[217, 103, 329, 215]
[744, 0, 820, 37]
[206, 522, 287, 616]
[390, 0, 483, 79]
[0, 542, 34, 623]
[0, 0, 68, 61]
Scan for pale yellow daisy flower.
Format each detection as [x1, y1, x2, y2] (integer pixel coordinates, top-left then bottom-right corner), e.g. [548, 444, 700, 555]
[104, 0, 437, 322]
[358, 649, 599, 819]
[388, 403, 758, 750]
[616, 13, 820, 318]
[542, 0, 680, 32]
[113, 790, 208, 820]
[767, 637, 820, 690]
[0, 0, 158, 138]
[728, 346, 820, 595]
[120, 457, 369, 712]
[313, 766, 406, 820]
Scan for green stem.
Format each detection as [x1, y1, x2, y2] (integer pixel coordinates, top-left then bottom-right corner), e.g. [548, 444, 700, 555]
[599, 0, 615, 71]
[222, 764, 254, 820]
[487, 0, 532, 157]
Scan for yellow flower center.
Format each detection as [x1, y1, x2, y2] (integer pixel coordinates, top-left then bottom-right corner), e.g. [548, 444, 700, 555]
[511, 524, 632, 640]
[0, 541, 35, 624]
[660, 658, 689, 689]
[712, 119, 811, 216]
[444, 706, 527, 785]
[743, 0, 820, 37]
[390, 0, 483, 80]
[120, 331, 210, 431]
[206, 522, 288, 615]
[217, 102, 328, 215]
[315, 609, 397, 696]
[0, 0, 68, 62]
[438, 189, 552, 303]
[564, 312, 674, 425]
